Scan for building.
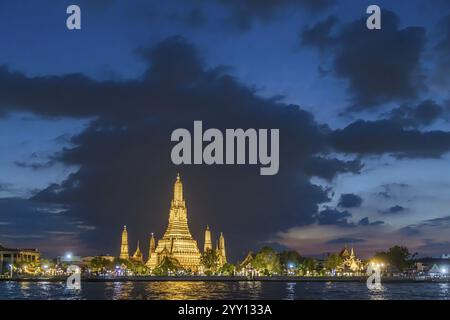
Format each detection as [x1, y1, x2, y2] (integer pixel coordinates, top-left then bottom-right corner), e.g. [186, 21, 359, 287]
[130, 241, 143, 263]
[0, 245, 40, 273]
[338, 246, 363, 274]
[216, 232, 227, 266]
[204, 225, 212, 252]
[56, 254, 83, 265]
[119, 225, 129, 259]
[120, 174, 227, 273]
[146, 174, 202, 271]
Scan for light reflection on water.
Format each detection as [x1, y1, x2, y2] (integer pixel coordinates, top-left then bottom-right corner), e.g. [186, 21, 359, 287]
[1, 281, 450, 300]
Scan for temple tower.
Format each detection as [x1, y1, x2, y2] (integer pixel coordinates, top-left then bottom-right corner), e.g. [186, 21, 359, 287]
[119, 225, 129, 259]
[131, 240, 143, 263]
[217, 232, 227, 266]
[148, 233, 156, 259]
[204, 225, 212, 252]
[146, 174, 201, 271]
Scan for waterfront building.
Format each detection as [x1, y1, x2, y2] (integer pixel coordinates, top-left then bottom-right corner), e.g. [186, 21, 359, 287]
[82, 255, 115, 263]
[57, 254, 83, 265]
[119, 225, 129, 260]
[0, 245, 40, 273]
[338, 246, 363, 274]
[237, 252, 258, 277]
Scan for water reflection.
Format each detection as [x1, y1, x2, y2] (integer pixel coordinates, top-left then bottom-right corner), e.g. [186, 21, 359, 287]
[111, 282, 134, 300]
[367, 284, 387, 300]
[439, 283, 449, 300]
[1, 280, 450, 300]
[285, 282, 296, 300]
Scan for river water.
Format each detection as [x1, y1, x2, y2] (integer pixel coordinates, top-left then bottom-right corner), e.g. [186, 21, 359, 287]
[0, 281, 449, 300]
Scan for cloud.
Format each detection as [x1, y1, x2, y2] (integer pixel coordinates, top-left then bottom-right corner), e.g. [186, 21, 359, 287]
[387, 99, 448, 127]
[13, 160, 55, 170]
[0, 36, 361, 260]
[381, 205, 406, 215]
[302, 10, 427, 110]
[303, 156, 363, 181]
[330, 119, 450, 159]
[214, 0, 335, 31]
[0, 198, 92, 256]
[316, 208, 352, 226]
[358, 217, 384, 226]
[432, 14, 450, 88]
[326, 237, 366, 244]
[2, 35, 450, 259]
[338, 193, 362, 208]
[301, 15, 338, 51]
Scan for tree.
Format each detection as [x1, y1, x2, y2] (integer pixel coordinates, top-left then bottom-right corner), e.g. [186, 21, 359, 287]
[89, 257, 114, 273]
[252, 247, 281, 275]
[278, 250, 302, 274]
[218, 263, 235, 276]
[201, 249, 220, 274]
[152, 257, 183, 276]
[324, 253, 343, 272]
[301, 257, 317, 275]
[373, 246, 413, 271]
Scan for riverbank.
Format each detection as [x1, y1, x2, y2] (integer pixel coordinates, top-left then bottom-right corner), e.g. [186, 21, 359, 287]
[1, 275, 450, 283]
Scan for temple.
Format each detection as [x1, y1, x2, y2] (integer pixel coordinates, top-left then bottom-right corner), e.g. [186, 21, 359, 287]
[338, 246, 363, 274]
[204, 225, 212, 252]
[120, 174, 227, 273]
[146, 174, 202, 271]
[119, 225, 129, 260]
[131, 241, 143, 263]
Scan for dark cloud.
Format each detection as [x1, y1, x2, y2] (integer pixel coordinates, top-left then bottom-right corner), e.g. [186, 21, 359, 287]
[381, 205, 405, 215]
[338, 193, 362, 208]
[214, 0, 335, 31]
[433, 15, 450, 87]
[301, 15, 338, 51]
[330, 119, 450, 159]
[0, 36, 357, 261]
[401, 216, 450, 237]
[0, 198, 92, 255]
[316, 208, 382, 227]
[302, 10, 427, 110]
[316, 208, 352, 226]
[0, 182, 14, 193]
[326, 237, 366, 244]
[387, 100, 448, 127]
[303, 156, 362, 181]
[2, 34, 449, 260]
[358, 217, 384, 226]
[13, 160, 55, 170]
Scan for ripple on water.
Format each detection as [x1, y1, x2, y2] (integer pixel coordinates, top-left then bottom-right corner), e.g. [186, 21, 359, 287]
[1, 281, 450, 300]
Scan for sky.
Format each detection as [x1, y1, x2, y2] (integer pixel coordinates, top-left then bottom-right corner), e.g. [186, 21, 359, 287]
[1, 0, 450, 262]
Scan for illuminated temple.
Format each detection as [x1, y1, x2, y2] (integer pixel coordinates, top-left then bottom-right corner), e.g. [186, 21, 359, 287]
[120, 174, 227, 272]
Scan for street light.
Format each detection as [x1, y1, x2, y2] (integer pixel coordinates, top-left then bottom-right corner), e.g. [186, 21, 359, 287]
[8, 264, 13, 278]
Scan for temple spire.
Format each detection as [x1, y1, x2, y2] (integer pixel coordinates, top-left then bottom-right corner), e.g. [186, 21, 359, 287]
[131, 240, 143, 263]
[204, 225, 212, 252]
[173, 173, 183, 204]
[119, 225, 129, 259]
[148, 233, 156, 261]
[217, 232, 227, 265]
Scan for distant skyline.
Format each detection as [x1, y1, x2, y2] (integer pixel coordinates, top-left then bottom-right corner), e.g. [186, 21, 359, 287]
[1, 0, 450, 262]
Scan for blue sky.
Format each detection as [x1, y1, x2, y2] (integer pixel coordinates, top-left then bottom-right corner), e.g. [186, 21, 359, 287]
[1, 0, 450, 260]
